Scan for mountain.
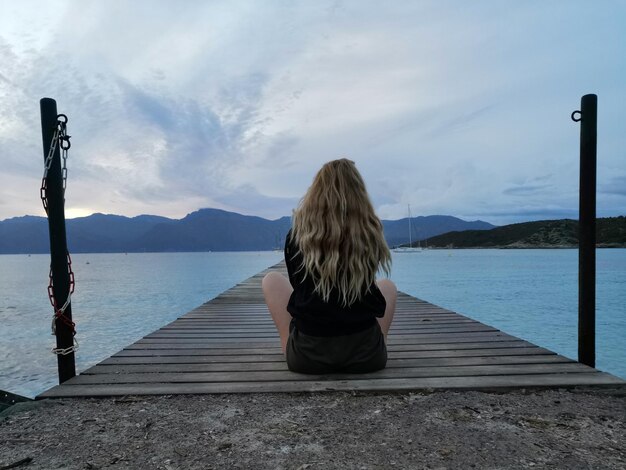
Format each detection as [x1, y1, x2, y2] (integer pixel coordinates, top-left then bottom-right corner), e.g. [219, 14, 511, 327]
[130, 209, 292, 252]
[0, 209, 494, 254]
[0, 214, 173, 254]
[68, 213, 174, 252]
[381, 215, 494, 248]
[0, 216, 50, 253]
[424, 217, 626, 248]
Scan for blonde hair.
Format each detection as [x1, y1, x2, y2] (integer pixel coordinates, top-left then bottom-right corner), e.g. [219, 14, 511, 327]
[292, 158, 391, 306]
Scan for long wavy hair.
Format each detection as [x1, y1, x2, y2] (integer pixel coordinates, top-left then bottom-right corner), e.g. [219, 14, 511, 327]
[292, 158, 391, 306]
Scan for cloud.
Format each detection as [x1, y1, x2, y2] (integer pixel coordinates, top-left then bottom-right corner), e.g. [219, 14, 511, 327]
[503, 185, 551, 196]
[427, 105, 495, 139]
[471, 207, 580, 221]
[0, 1, 625, 225]
[0, 71, 15, 86]
[213, 184, 300, 219]
[600, 175, 626, 197]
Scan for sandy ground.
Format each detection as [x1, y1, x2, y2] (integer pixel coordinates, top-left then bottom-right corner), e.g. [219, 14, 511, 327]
[1, 388, 624, 470]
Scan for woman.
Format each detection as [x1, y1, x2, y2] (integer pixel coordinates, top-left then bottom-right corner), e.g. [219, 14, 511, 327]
[262, 158, 397, 374]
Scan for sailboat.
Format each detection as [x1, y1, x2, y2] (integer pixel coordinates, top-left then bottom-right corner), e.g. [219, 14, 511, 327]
[393, 205, 422, 253]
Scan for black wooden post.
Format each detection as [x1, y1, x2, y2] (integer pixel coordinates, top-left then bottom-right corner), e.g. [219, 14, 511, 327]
[40, 97, 76, 382]
[575, 94, 597, 368]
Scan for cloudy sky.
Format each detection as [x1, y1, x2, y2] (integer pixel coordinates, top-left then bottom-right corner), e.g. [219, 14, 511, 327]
[1, 1, 624, 225]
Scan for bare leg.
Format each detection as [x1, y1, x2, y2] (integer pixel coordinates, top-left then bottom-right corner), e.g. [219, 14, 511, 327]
[376, 279, 397, 341]
[262, 272, 293, 355]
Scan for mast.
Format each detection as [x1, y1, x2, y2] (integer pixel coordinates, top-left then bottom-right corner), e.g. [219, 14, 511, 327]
[408, 204, 412, 247]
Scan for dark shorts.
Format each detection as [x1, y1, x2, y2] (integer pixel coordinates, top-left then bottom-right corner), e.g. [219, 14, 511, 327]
[286, 321, 387, 374]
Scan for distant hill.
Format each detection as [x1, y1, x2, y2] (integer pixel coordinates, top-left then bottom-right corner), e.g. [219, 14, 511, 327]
[0, 209, 494, 254]
[68, 213, 173, 252]
[424, 217, 626, 248]
[129, 209, 293, 252]
[382, 215, 494, 248]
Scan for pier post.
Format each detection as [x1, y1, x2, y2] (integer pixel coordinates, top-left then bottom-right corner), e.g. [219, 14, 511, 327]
[575, 94, 597, 368]
[40, 97, 76, 382]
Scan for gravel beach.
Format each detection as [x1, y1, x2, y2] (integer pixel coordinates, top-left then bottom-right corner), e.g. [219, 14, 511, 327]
[1, 387, 624, 469]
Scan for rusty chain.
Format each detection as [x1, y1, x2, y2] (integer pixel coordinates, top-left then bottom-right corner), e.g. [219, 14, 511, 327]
[40, 114, 77, 355]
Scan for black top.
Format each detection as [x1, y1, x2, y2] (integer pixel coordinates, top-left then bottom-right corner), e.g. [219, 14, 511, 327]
[285, 229, 387, 337]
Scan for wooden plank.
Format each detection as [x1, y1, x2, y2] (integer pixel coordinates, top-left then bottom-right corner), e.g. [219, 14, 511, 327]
[102, 347, 555, 365]
[178, 313, 468, 321]
[68, 363, 598, 386]
[159, 320, 483, 329]
[148, 325, 495, 335]
[115, 341, 544, 356]
[84, 355, 575, 375]
[126, 334, 519, 348]
[129, 337, 515, 349]
[104, 355, 286, 364]
[140, 329, 499, 341]
[137, 330, 497, 343]
[38, 372, 625, 398]
[182, 313, 466, 318]
[179, 317, 468, 323]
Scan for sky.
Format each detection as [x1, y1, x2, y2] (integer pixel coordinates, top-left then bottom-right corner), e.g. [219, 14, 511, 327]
[0, 1, 624, 225]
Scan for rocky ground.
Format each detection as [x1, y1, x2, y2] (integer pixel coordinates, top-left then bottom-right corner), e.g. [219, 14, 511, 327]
[1, 388, 624, 469]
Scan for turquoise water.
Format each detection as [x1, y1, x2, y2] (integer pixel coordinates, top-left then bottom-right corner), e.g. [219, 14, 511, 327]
[1, 249, 624, 398]
[391, 249, 625, 382]
[0, 252, 283, 398]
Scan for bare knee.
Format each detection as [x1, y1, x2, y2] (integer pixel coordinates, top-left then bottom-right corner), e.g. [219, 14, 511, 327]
[262, 272, 287, 292]
[262, 272, 292, 307]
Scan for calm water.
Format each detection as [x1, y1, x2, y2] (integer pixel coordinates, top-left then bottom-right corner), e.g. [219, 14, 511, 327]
[0, 252, 283, 398]
[392, 249, 625, 382]
[1, 249, 624, 398]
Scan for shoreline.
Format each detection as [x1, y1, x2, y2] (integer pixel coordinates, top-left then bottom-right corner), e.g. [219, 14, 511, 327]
[2, 388, 624, 469]
[0, 243, 626, 256]
[423, 244, 626, 249]
[2, 245, 626, 256]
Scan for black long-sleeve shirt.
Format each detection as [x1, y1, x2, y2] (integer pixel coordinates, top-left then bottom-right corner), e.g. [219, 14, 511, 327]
[285, 230, 386, 337]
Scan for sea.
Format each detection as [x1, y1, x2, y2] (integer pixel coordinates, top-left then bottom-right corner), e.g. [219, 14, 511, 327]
[1, 249, 624, 398]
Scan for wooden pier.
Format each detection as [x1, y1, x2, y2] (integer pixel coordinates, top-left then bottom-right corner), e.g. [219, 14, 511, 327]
[38, 262, 624, 398]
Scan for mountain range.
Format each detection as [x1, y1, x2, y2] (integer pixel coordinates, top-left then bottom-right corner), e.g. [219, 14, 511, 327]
[423, 217, 626, 248]
[0, 208, 495, 254]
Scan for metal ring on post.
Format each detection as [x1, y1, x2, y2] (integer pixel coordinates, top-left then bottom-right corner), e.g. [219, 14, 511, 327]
[60, 135, 71, 150]
[57, 114, 68, 132]
[571, 110, 582, 122]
